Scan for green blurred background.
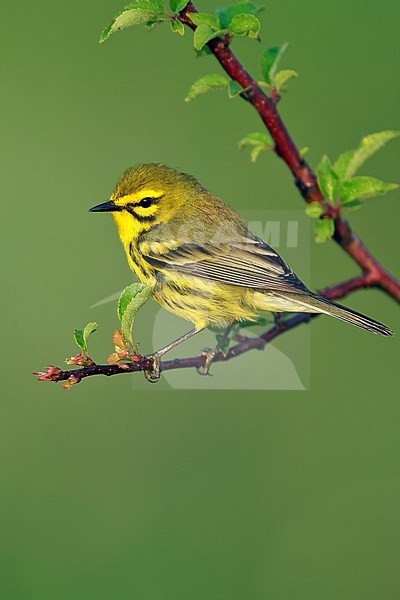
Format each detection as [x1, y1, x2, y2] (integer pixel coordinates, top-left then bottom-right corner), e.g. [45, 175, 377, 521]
[2, 0, 399, 597]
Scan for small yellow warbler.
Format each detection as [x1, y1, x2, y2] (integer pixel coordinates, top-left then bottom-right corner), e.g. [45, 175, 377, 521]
[90, 164, 392, 378]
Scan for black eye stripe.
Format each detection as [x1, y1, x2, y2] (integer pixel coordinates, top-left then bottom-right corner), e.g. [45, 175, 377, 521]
[126, 196, 161, 210]
[131, 213, 157, 223]
[123, 195, 163, 221]
[125, 205, 157, 222]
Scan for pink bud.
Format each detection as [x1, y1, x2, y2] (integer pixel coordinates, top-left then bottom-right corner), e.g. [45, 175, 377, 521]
[33, 365, 62, 381]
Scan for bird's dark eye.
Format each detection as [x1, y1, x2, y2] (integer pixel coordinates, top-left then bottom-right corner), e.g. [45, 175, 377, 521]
[138, 197, 154, 208]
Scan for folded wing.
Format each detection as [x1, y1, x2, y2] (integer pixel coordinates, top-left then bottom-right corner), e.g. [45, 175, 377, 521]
[141, 234, 310, 295]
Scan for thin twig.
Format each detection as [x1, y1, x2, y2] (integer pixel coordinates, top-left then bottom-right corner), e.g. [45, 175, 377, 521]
[34, 279, 368, 385]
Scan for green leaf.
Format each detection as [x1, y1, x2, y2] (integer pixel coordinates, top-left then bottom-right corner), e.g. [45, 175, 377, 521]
[146, 19, 162, 30]
[238, 131, 273, 162]
[238, 132, 272, 147]
[227, 80, 243, 98]
[229, 13, 260, 38]
[170, 19, 185, 34]
[74, 329, 86, 351]
[119, 285, 152, 345]
[117, 283, 147, 321]
[250, 145, 265, 162]
[193, 24, 221, 50]
[100, 1, 164, 43]
[272, 68, 297, 92]
[83, 322, 99, 345]
[170, 0, 188, 12]
[217, 2, 262, 29]
[185, 73, 228, 102]
[194, 45, 213, 57]
[305, 202, 324, 219]
[316, 155, 339, 201]
[189, 13, 220, 30]
[313, 218, 335, 243]
[260, 46, 279, 83]
[74, 322, 98, 352]
[340, 199, 363, 210]
[340, 177, 399, 204]
[260, 43, 288, 83]
[332, 150, 355, 181]
[345, 131, 400, 179]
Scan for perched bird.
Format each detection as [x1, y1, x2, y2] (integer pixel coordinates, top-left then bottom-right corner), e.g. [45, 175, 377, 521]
[90, 163, 392, 379]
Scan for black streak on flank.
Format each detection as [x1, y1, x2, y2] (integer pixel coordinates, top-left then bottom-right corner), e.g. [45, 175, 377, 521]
[129, 241, 149, 279]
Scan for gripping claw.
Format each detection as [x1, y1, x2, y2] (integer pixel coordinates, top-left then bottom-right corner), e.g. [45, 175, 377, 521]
[143, 354, 161, 383]
[196, 348, 216, 376]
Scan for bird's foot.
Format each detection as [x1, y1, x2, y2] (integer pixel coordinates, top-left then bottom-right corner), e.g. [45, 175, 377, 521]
[196, 347, 216, 376]
[143, 353, 161, 383]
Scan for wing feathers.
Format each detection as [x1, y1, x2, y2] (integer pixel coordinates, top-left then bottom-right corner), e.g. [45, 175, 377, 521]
[141, 238, 309, 294]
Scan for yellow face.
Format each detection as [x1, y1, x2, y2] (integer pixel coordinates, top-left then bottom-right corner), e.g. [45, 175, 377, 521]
[89, 163, 206, 250]
[111, 188, 167, 247]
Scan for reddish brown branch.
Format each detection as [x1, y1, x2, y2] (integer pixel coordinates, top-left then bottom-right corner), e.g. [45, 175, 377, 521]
[332, 219, 400, 300]
[34, 316, 305, 385]
[319, 275, 370, 300]
[179, 2, 400, 303]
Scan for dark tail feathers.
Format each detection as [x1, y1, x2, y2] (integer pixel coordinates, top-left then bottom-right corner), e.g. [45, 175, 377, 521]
[310, 294, 393, 336]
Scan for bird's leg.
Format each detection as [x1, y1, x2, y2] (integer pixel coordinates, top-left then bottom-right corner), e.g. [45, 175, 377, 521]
[197, 321, 237, 376]
[144, 327, 205, 383]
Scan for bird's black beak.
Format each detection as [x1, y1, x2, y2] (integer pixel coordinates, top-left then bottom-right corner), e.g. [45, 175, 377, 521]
[89, 200, 122, 213]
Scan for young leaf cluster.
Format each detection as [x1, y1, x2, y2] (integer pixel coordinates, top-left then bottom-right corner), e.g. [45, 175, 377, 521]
[186, 2, 263, 49]
[65, 322, 98, 371]
[73, 322, 98, 354]
[182, 6, 298, 104]
[64, 284, 152, 379]
[259, 43, 297, 94]
[100, 1, 263, 44]
[238, 132, 273, 162]
[307, 131, 399, 243]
